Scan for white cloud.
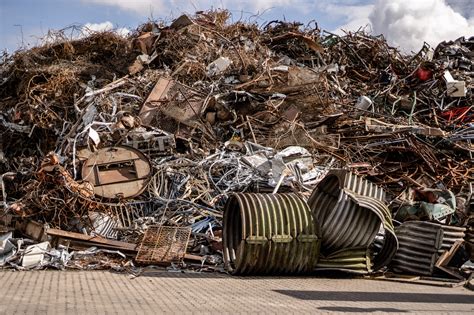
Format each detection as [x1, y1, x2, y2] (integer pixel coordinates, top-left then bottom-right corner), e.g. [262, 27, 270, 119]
[81, 0, 298, 16]
[82, 0, 164, 15]
[317, 0, 474, 52]
[446, 0, 474, 18]
[320, 3, 373, 34]
[369, 0, 474, 52]
[80, 0, 474, 52]
[247, 0, 298, 12]
[82, 21, 130, 37]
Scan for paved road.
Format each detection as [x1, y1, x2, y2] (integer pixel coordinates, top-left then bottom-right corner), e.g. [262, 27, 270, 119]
[1, 270, 473, 314]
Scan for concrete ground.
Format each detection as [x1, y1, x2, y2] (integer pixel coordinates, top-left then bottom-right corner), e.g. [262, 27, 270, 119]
[1, 270, 473, 314]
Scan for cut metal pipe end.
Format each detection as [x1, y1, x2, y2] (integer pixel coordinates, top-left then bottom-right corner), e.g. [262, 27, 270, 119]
[223, 193, 321, 275]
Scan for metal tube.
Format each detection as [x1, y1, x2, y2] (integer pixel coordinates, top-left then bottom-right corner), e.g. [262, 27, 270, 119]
[223, 193, 321, 275]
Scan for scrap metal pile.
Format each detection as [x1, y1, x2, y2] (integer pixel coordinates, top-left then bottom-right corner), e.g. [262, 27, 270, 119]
[0, 11, 472, 282]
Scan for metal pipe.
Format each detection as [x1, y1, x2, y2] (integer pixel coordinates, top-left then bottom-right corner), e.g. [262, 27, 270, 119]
[223, 193, 321, 275]
[307, 170, 398, 272]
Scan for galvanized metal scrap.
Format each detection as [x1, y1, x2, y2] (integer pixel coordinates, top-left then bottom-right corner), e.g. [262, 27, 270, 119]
[308, 170, 398, 272]
[223, 193, 321, 275]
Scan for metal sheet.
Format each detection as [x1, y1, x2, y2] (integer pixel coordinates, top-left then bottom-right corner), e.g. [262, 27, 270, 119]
[138, 78, 204, 129]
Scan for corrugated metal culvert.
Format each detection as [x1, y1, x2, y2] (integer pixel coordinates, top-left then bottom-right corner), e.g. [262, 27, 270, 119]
[222, 193, 321, 275]
[316, 247, 372, 273]
[307, 170, 398, 273]
[390, 221, 466, 276]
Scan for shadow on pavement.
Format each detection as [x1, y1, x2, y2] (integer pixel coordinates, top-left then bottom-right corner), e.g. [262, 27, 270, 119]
[133, 268, 370, 280]
[137, 270, 228, 278]
[317, 306, 406, 313]
[274, 290, 474, 304]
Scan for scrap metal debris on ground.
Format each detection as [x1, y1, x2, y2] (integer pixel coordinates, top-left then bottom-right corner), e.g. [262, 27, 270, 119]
[0, 10, 472, 286]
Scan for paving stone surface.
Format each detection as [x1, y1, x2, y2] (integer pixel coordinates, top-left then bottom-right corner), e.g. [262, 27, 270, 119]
[1, 270, 473, 314]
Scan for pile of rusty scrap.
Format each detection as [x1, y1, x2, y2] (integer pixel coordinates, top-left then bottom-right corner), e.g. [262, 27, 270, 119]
[0, 10, 472, 282]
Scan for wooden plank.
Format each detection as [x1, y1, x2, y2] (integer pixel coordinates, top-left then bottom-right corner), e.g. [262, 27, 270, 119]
[46, 228, 136, 251]
[435, 240, 465, 280]
[436, 240, 463, 267]
[373, 276, 459, 288]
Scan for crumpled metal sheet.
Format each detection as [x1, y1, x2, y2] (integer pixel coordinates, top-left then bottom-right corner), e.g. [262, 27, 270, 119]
[390, 221, 466, 276]
[0, 232, 16, 266]
[394, 188, 457, 222]
[22, 241, 51, 268]
[223, 193, 320, 275]
[308, 170, 398, 272]
[89, 212, 122, 239]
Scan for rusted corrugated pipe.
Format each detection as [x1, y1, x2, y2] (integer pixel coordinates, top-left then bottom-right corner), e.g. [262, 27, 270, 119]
[223, 193, 321, 275]
[316, 247, 372, 274]
[344, 190, 398, 270]
[307, 170, 398, 272]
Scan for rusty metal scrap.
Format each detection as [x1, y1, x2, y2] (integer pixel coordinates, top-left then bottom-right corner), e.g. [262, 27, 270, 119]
[135, 226, 191, 264]
[139, 77, 206, 135]
[81, 146, 152, 199]
[0, 10, 472, 276]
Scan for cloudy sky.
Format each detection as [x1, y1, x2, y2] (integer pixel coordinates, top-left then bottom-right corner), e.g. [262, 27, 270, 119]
[1, 0, 473, 53]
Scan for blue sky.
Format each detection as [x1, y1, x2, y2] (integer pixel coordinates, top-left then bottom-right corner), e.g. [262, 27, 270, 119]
[1, 0, 146, 51]
[0, 0, 352, 52]
[1, 0, 473, 53]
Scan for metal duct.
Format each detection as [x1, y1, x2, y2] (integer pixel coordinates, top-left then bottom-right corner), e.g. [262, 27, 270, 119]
[390, 221, 466, 276]
[307, 170, 398, 272]
[223, 193, 321, 275]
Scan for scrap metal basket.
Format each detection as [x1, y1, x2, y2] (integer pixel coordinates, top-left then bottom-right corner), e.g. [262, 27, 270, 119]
[135, 226, 191, 264]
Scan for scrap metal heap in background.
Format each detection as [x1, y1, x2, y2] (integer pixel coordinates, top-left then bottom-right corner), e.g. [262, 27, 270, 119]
[0, 10, 472, 283]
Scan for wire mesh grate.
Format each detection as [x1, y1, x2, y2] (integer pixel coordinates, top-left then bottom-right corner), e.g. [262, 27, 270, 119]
[135, 226, 191, 264]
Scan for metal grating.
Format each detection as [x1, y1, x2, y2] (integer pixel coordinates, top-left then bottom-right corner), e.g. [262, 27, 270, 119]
[135, 226, 191, 264]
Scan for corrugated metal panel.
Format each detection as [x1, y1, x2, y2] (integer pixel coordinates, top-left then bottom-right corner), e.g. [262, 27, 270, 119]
[307, 170, 398, 273]
[438, 224, 467, 252]
[223, 193, 321, 275]
[390, 221, 466, 276]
